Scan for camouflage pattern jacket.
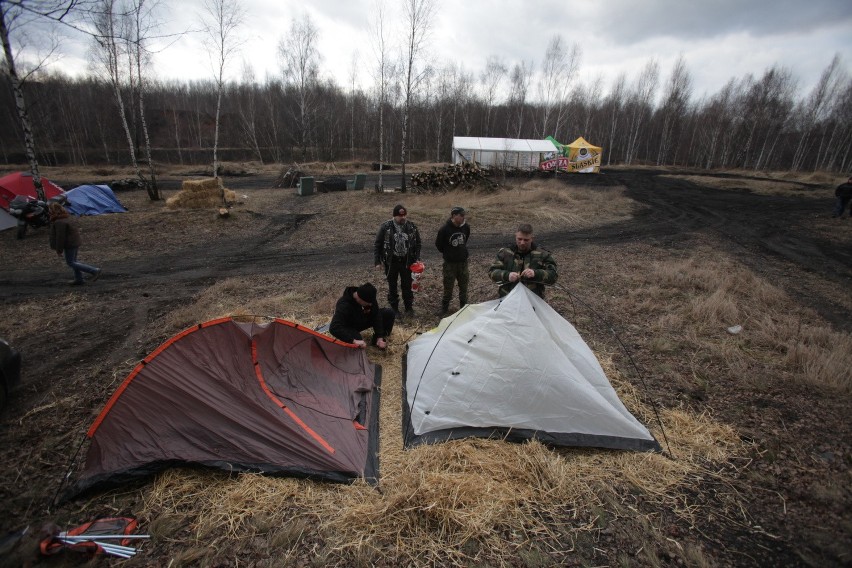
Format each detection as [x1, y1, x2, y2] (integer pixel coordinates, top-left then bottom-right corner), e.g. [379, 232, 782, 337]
[489, 243, 558, 297]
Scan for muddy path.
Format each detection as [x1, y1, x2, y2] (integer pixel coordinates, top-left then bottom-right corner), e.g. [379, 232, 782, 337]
[548, 170, 852, 332]
[2, 168, 849, 385]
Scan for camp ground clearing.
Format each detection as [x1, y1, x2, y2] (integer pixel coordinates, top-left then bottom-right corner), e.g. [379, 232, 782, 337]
[0, 162, 849, 567]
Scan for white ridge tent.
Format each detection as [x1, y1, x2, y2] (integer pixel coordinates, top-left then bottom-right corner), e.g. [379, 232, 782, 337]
[452, 137, 558, 171]
[403, 285, 660, 452]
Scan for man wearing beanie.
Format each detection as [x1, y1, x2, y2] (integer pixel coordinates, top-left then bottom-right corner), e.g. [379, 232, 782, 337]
[435, 206, 470, 314]
[329, 283, 394, 349]
[374, 204, 421, 315]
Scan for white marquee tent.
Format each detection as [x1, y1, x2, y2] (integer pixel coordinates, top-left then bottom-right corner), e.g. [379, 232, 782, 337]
[452, 137, 558, 171]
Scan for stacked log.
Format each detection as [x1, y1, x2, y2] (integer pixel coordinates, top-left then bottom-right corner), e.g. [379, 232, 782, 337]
[409, 162, 497, 192]
[275, 167, 306, 188]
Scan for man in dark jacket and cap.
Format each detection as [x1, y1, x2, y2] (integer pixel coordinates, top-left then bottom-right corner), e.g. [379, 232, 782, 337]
[374, 204, 421, 315]
[435, 206, 470, 314]
[329, 283, 394, 349]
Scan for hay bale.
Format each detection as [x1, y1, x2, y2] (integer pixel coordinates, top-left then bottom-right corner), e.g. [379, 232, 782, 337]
[182, 178, 223, 192]
[166, 185, 237, 209]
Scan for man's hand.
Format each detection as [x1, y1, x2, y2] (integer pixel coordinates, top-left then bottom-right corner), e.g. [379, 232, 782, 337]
[508, 272, 520, 283]
[521, 268, 535, 279]
[376, 337, 387, 349]
[353, 339, 367, 348]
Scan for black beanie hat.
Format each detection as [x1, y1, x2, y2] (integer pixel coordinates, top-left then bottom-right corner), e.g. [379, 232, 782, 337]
[356, 283, 377, 304]
[393, 204, 407, 216]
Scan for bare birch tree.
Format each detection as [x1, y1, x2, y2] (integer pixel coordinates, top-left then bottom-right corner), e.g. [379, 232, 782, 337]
[791, 54, 845, 171]
[655, 55, 691, 166]
[623, 59, 659, 165]
[505, 61, 532, 139]
[399, 0, 435, 192]
[370, 0, 391, 189]
[536, 34, 580, 138]
[348, 50, 359, 162]
[480, 55, 506, 137]
[0, 0, 84, 200]
[238, 61, 263, 163]
[202, 0, 244, 179]
[603, 73, 626, 165]
[128, 0, 161, 199]
[90, 0, 144, 183]
[278, 13, 319, 162]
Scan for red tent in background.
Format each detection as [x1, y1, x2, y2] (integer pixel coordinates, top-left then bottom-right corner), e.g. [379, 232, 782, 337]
[0, 172, 65, 210]
[67, 317, 382, 498]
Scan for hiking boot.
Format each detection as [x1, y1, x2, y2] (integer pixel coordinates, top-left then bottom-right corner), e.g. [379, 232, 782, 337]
[440, 302, 449, 316]
[90, 268, 102, 282]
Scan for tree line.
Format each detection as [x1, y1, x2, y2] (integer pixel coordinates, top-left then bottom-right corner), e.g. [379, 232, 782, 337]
[2, 1, 851, 189]
[3, 52, 850, 174]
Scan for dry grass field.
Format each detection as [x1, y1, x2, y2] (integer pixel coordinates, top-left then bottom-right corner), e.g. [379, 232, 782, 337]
[0, 163, 849, 566]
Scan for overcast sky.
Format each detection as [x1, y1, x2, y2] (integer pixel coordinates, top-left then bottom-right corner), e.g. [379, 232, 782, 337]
[37, 0, 852, 102]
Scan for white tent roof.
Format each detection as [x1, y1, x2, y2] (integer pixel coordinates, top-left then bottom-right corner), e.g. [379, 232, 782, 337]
[403, 285, 660, 451]
[453, 137, 557, 153]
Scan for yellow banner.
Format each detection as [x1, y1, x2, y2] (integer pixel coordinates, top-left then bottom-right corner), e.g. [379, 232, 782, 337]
[566, 146, 602, 173]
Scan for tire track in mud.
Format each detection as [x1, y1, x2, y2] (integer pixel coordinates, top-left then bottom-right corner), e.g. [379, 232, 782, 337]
[562, 170, 852, 332]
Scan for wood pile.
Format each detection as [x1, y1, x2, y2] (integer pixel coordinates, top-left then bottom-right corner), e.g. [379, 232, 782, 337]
[410, 162, 497, 192]
[275, 167, 306, 188]
[166, 178, 237, 209]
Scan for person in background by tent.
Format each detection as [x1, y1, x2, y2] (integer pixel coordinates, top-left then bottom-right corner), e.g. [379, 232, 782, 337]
[435, 206, 470, 315]
[330, 283, 394, 349]
[833, 176, 852, 218]
[49, 202, 102, 286]
[489, 223, 557, 298]
[374, 204, 421, 316]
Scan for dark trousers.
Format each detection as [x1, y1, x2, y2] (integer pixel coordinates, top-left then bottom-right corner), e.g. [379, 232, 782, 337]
[442, 261, 469, 308]
[354, 308, 396, 343]
[386, 258, 413, 310]
[834, 196, 851, 217]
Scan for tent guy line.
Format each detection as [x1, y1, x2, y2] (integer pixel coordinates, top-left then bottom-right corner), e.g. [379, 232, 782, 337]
[551, 281, 673, 455]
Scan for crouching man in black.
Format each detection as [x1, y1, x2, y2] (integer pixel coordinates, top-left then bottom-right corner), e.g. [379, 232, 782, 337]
[330, 283, 395, 349]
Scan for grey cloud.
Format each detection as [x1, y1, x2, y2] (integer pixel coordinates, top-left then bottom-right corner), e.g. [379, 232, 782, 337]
[591, 0, 852, 44]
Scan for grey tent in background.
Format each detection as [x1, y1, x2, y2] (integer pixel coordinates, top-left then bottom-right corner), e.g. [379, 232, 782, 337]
[0, 209, 17, 232]
[403, 285, 660, 452]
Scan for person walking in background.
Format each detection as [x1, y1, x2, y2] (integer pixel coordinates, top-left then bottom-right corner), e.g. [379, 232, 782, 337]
[489, 223, 557, 298]
[49, 202, 101, 286]
[833, 176, 852, 218]
[374, 204, 421, 316]
[329, 283, 394, 349]
[435, 206, 470, 315]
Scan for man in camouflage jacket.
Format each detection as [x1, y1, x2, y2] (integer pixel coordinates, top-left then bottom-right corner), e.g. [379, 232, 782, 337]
[489, 223, 557, 298]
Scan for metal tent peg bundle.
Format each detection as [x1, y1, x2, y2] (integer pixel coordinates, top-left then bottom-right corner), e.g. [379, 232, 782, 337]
[39, 517, 149, 559]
